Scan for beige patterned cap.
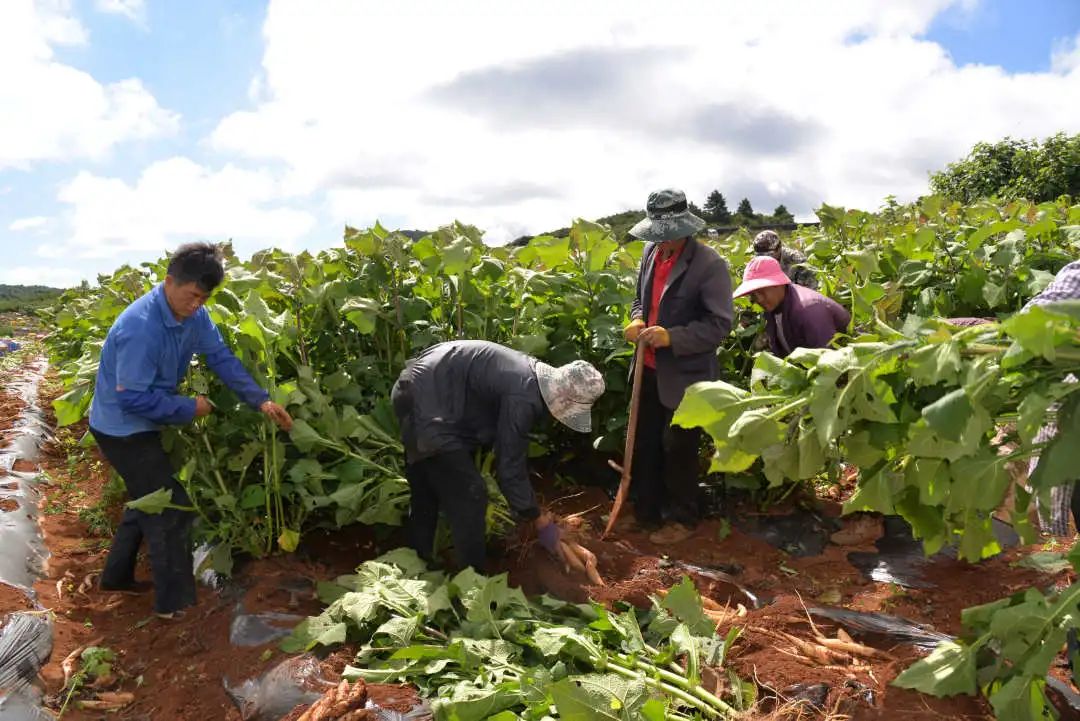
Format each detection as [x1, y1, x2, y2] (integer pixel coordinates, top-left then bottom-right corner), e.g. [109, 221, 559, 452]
[534, 360, 605, 433]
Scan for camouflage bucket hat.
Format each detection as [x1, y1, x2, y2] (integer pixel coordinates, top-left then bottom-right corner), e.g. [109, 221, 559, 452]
[753, 230, 782, 254]
[629, 188, 707, 243]
[534, 360, 605, 433]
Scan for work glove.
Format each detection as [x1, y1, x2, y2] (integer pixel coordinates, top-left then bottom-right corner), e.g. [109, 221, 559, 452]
[623, 318, 645, 342]
[537, 520, 561, 555]
[638, 325, 671, 348]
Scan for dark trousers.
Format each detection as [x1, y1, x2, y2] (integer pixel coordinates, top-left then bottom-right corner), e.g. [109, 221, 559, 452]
[405, 450, 488, 572]
[630, 368, 703, 527]
[90, 428, 196, 614]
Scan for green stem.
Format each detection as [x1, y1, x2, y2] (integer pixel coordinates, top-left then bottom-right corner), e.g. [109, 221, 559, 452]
[262, 424, 273, 555]
[605, 662, 728, 718]
[345, 451, 402, 477]
[634, 661, 737, 715]
[765, 396, 809, 421]
[201, 434, 230, 497]
[57, 673, 85, 718]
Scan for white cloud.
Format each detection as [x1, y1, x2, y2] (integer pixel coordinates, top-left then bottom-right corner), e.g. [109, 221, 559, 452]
[0, 265, 86, 288]
[9, 216, 49, 232]
[45, 157, 317, 261]
[207, 0, 1080, 243]
[0, 0, 175, 171]
[1052, 33, 1080, 75]
[94, 0, 144, 23]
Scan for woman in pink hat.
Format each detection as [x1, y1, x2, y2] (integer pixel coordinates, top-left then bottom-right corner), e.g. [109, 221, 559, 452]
[733, 256, 850, 358]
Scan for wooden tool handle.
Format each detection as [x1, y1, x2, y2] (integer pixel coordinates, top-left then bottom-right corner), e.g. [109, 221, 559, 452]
[603, 342, 646, 538]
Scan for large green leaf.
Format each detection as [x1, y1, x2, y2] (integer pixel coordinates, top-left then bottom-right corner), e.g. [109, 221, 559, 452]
[922, 388, 974, 442]
[289, 418, 335, 453]
[1002, 305, 1073, 361]
[948, 451, 1010, 514]
[907, 339, 963, 388]
[1029, 396, 1080, 490]
[1017, 392, 1052, 447]
[550, 674, 650, 721]
[844, 468, 900, 515]
[892, 641, 977, 696]
[433, 680, 522, 721]
[659, 577, 714, 637]
[341, 297, 381, 334]
[988, 677, 1053, 721]
[669, 624, 703, 686]
[53, 384, 94, 427]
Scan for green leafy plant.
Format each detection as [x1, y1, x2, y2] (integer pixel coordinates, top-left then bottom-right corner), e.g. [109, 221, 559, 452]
[58, 646, 115, 718]
[894, 542, 1080, 720]
[283, 549, 752, 720]
[674, 304, 1080, 561]
[39, 196, 1080, 566]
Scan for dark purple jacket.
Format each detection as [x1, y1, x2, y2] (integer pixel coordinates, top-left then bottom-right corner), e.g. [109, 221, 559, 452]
[765, 284, 850, 358]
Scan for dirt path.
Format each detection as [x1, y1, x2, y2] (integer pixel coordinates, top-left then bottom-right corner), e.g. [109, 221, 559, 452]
[20, 361, 1079, 720]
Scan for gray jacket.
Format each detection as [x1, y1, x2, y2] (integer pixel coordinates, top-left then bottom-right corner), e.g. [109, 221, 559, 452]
[631, 240, 735, 409]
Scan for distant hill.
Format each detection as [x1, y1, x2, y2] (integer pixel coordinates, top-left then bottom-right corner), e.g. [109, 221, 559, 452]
[508, 210, 819, 247]
[0, 284, 63, 312]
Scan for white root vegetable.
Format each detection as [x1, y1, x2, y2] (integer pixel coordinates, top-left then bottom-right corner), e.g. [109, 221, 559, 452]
[567, 541, 605, 586]
[78, 692, 134, 711]
[61, 637, 104, 688]
[815, 635, 893, 660]
[559, 541, 586, 573]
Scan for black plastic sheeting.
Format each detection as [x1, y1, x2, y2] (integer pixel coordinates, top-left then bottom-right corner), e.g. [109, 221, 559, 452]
[0, 610, 53, 714]
[226, 655, 333, 721]
[847, 515, 1020, 589]
[663, 560, 766, 609]
[0, 359, 51, 590]
[808, 605, 952, 651]
[0, 359, 55, 719]
[734, 507, 1021, 590]
[225, 655, 431, 721]
[734, 509, 839, 558]
[0, 692, 54, 721]
[809, 604, 1080, 715]
[230, 604, 304, 648]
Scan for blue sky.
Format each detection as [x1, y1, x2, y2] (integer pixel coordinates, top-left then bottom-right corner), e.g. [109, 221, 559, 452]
[926, 0, 1080, 72]
[2, 0, 1078, 289]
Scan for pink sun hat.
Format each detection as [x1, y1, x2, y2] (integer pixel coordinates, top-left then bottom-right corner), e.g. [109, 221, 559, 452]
[733, 256, 792, 298]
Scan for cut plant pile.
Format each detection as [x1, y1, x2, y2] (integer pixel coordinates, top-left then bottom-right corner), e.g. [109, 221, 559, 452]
[283, 549, 748, 719]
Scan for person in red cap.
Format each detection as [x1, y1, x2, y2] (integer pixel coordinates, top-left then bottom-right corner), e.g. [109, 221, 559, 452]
[734, 256, 850, 358]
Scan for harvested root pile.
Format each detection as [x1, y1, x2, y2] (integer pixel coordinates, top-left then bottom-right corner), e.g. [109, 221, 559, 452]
[552, 511, 606, 586]
[752, 625, 894, 669]
[556, 537, 605, 586]
[658, 589, 748, 629]
[283, 679, 374, 721]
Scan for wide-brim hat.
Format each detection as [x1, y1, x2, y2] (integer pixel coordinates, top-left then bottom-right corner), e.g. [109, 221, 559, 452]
[629, 188, 707, 243]
[534, 360, 605, 433]
[733, 256, 791, 298]
[753, 230, 782, 254]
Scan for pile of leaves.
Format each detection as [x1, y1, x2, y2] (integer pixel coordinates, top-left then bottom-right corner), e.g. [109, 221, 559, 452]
[282, 549, 751, 721]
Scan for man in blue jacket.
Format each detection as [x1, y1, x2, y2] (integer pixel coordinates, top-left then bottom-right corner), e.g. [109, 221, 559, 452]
[88, 242, 292, 619]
